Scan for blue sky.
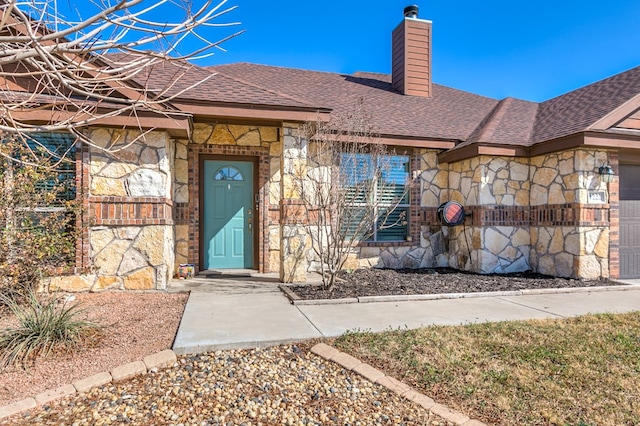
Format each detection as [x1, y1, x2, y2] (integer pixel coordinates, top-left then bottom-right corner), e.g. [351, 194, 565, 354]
[204, 0, 640, 102]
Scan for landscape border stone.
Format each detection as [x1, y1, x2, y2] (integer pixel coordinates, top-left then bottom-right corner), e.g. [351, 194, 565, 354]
[72, 372, 113, 393]
[0, 398, 36, 420]
[0, 349, 177, 422]
[294, 297, 360, 305]
[310, 342, 487, 426]
[286, 283, 640, 305]
[34, 384, 76, 406]
[143, 349, 177, 370]
[352, 362, 386, 383]
[110, 360, 147, 382]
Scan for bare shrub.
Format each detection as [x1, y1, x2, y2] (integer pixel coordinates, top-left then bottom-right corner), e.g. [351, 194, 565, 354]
[0, 135, 81, 301]
[291, 101, 414, 291]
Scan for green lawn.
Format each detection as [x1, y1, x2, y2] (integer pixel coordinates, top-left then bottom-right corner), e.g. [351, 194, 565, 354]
[333, 312, 640, 425]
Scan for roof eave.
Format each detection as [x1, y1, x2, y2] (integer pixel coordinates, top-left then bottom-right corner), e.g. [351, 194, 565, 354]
[529, 130, 640, 157]
[8, 108, 191, 138]
[310, 131, 455, 150]
[438, 142, 528, 163]
[375, 135, 455, 149]
[171, 100, 332, 123]
[583, 130, 640, 149]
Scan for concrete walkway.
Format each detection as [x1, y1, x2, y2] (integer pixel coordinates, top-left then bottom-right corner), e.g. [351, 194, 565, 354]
[171, 274, 640, 355]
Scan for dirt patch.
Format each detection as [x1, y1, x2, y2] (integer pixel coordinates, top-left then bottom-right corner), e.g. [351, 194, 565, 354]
[0, 292, 188, 407]
[286, 268, 620, 300]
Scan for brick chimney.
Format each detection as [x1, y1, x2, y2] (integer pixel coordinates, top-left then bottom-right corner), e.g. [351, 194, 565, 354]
[391, 5, 432, 97]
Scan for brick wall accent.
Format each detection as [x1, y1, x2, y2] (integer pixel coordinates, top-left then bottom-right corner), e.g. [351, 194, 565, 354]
[281, 199, 310, 225]
[174, 202, 189, 225]
[408, 150, 422, 244]
[188, 144, 270, 273]
[89, 197, 173, 226]
[422, 203, 610, 227]
[75, 141, 91, 272]
[529, 204, 609, 227]
[268, 205, 281, 226]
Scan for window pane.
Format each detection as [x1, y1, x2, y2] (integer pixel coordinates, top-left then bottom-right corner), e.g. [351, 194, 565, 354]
[377, 155, 409, 240]
[380, 155, 410, 185]
[4, 133, 78, 266]
[214, 166, 244, 181]
[378, 155, 409, 204]
[377, 207, 408, 241]
[340, 152, 410, 242]
[341, 207, 372, 241]
[340, 153, 374, 187]
[377, 183, 408, 204]
[26, 133, 77, 203]
[343, 185, 370, 204]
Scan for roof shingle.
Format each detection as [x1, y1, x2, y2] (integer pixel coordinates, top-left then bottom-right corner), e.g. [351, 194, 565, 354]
[122, 57, 319, 110]
[211, 63, 499, 141]
[531, 65, 640, 143]
[131, 57, 640, 149]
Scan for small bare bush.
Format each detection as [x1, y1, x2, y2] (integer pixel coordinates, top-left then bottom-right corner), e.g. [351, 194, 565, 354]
[291, 101, 414, 290]
[0, 135, 81, 301]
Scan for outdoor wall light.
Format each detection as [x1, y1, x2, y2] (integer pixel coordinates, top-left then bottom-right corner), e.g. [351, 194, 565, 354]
[598, 164, 615, 183]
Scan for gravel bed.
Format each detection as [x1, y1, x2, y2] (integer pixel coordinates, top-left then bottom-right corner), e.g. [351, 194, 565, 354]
[0, 292, 188, 407]
[288, 268, 619, 300]
[5, 345, 454, 426]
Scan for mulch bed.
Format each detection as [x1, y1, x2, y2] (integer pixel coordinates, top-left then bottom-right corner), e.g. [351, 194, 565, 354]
[286, 268, 620, 300]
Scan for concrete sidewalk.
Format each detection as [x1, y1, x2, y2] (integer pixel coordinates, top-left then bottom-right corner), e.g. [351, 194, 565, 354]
[171, 275, 640, 355]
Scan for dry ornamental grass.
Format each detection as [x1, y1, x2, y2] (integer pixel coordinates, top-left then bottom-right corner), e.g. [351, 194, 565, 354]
[0, 292, 188, 407]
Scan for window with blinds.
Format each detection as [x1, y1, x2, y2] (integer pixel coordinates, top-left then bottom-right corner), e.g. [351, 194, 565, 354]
[340, 153, 410, 242]
[1, 133, 78, 265]
[27, 133, 77, 203]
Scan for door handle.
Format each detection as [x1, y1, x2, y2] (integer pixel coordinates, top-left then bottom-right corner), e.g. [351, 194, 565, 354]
[248, 218, 252, 233]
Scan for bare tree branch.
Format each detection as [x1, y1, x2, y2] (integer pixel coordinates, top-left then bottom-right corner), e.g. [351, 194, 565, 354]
[291, 101, 415, 291]
[0, 0, 243, 158]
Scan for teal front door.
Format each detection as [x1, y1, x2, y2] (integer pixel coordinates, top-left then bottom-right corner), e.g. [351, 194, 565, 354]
[202, 160, 254, 269]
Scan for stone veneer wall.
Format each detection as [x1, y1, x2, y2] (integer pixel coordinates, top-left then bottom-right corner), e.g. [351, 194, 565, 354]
[280, 125, 311, 282]
[48, 129, 176, 292]
[48, 127, 616, 289]
[443, 155, 532, 274]
[353, 152, 534, 274]
[415, 149, 613, 279]
[302, 149, 536, 275]
[528, 149, 612, 279]
[355, 148, 613, 280]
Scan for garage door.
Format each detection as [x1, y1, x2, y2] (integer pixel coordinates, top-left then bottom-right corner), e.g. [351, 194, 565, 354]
[620, 164, 640, 279]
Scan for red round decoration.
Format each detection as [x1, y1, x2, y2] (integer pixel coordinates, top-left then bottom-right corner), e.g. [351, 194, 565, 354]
[437, 201, 466, 226]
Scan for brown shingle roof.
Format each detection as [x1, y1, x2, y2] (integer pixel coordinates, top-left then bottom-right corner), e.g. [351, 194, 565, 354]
[458, 97, 538, 150]
[129, 57, 640, 149]
[121, 57, 319, 110]
[210, 63, 499, 141]
[208, 63, 640, 148]
[531, 65, 640, 143]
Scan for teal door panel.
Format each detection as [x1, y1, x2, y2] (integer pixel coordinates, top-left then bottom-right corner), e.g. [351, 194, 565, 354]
[203, 160, 254, 269]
